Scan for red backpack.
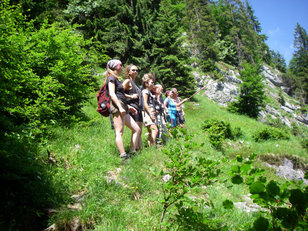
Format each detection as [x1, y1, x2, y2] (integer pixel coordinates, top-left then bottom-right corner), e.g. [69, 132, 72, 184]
[97, 77, 114, 129]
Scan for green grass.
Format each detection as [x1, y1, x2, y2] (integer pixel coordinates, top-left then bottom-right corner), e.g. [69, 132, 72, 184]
[35, 93, 308, 230]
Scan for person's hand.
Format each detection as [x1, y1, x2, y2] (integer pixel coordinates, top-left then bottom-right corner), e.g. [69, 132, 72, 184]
[119, 107, 126, 117]
[184, 98, 189, 102]
[150, 114, 155, 121]
[132, 94, 138, 99]
[128, 105, 137, 115]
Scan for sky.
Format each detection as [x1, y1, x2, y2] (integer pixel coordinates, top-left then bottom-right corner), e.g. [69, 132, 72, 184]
[247, 0, 308, 65]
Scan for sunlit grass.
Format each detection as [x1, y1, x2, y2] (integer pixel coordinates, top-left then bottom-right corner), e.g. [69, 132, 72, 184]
[44, 92, 307, 230]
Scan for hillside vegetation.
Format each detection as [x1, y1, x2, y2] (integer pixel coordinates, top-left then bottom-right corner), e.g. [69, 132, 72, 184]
[1, 0, 308, 230]
[4, 93, 307, 230]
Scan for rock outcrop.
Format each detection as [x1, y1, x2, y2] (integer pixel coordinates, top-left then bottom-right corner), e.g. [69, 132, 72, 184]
[194, 65, 308, 127]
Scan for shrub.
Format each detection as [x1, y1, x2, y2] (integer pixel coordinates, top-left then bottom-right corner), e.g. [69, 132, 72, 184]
[253, 127, 290, 142]
[0, 0, 96, 137]
[227, 62, 266, 118]
[202, 119, 242, 149]
[229, 153, 308, 231]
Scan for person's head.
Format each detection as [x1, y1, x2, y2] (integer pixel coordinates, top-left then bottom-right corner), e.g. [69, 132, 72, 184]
[125, 65, 139, 80]
[165, 90, 171, 98]
[152, 86, 159, 96]
[147, 73, 155, 82]
[155, 84, 163, 94]
[106, 59, 123, 77]
[142, 73, 154, 90]
[171, 88, 178, 97]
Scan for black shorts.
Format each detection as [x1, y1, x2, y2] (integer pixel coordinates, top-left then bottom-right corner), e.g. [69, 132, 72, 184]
[129, 109, 143, 123]
[176, 111, 185, 124]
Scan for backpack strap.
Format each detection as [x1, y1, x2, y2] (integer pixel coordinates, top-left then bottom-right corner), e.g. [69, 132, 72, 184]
[105, 76, 114, 130]
[130, 79, 144, 111]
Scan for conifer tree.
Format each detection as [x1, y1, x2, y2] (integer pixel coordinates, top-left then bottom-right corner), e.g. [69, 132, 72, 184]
[289, 23, 308, 103]
[227, 62, 266, 118]
[152, 0, 195, 96]
[184, 0, 218, 72]
[270, 50, 287, 73]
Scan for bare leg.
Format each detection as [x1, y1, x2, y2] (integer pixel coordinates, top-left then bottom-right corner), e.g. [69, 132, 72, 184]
[147, 124, 158, 146]
[113, 112, 125, 154]
[124, 114, 141, 152]
[136, 122, 143, 150]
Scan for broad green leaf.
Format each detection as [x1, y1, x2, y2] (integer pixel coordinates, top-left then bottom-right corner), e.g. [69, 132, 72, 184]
[240, 164, 251, 174]
[266, 180, 280, 197]
[231, 175, 243, 184]
[223, 199, 234, 209]
[236, 155, 243, 162]
[253, 216, 269, 231]
[231, 165, 240, 173]
[250, 182, 265, 194]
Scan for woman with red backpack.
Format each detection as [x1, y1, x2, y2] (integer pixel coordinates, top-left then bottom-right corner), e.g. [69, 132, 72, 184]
[106, 59, 141, 161]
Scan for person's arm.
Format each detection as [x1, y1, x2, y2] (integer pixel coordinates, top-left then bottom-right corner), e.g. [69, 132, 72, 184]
[174, 98, 188, 107]
[123, 79, 138, 100]
[163, 98, 169, 115]
[108, 81, 125, 116]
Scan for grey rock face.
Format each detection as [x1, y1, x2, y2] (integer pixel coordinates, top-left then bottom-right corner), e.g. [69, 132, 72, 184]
[193, 64, 307, 127]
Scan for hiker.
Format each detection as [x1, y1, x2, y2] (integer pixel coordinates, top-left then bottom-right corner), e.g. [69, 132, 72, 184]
[106, 59, 141, 160]
[123, 65, 143, 150]
[152, 84, 168, 143]
[142, 74, 158, 146]
[171, 88, 186, 128]
[164, 90, 188, 127]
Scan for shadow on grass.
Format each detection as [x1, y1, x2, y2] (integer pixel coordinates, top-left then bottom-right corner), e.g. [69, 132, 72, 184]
[0, 134, 68, 231]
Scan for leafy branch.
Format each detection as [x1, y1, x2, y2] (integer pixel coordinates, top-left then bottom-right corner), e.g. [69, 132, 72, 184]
[159, 128, 220, 229]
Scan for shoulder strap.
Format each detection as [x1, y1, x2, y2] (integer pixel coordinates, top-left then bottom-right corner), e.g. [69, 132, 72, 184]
[131, 79, 144, 110]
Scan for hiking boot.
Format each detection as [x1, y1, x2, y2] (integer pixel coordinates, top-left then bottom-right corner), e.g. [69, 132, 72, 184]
[129, 150, 137, 156]
[120, 153, 131, 164]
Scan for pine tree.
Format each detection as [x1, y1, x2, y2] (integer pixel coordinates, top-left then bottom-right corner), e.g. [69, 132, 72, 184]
[152, 0, 195, 97]
[227, 62, 266, 118]
[184, 0, 218, 72]
[289, 23, 308, 103]
[270, 50, 287, 73]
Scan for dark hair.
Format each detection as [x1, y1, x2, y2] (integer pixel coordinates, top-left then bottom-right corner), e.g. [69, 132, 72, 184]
[165, 90, 171, 97]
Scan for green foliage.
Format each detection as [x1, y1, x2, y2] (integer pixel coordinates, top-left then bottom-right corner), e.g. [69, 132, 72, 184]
[0, 134, 67, 230]
[174, 200, 225, 231]
[230, 153, 308, 231]
[300, 138, 308, 152]
[270, 50, 287, 73]
[289, 23, 308, 104]
[64, 0, 194, 97]
[159, 127, 220, 229]
[151, 0, 195, 97]
[184, 0, 219, 72]
[278, 89, 286, 106]
[202, 118, 242, 150]
[0, 1, 95, 137]
[210, 0, 270, 66]
[9, 0, 68, 25]
[253, 127, 290, 142]
[227, 62, 266, 118]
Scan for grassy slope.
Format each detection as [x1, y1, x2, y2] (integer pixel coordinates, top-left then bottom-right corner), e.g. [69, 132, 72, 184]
[45, 92, 307, 230]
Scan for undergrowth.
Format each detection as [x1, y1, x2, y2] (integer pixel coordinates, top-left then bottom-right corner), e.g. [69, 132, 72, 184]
[2, 94, 307, 230]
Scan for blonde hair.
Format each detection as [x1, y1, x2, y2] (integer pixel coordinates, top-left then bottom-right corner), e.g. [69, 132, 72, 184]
[171, 88, 178, 94]
[106, 66, 117, 78]
[142, 73, 153, 88]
